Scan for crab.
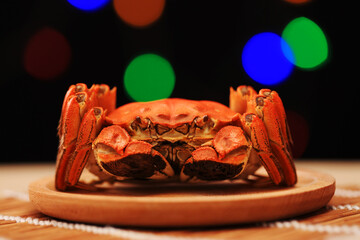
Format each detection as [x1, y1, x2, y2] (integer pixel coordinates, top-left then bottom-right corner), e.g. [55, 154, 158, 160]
[55, 83, 297, 191]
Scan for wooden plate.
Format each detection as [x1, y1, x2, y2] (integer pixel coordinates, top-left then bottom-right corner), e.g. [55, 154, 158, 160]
[28, 168, 335, 227]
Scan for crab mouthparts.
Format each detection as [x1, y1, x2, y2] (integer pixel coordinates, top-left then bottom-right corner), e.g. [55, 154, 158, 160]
[153, 141, 195, 174]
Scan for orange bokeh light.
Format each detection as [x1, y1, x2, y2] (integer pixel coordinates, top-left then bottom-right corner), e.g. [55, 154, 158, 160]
[113, 0, 165, 28]
[284, 0, 311, 4]
[24, 27, 71, 80]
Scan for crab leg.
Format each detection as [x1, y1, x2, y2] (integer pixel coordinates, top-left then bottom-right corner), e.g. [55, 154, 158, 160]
[58, 83, 88, 137]
[66, 107, 105, 187]
[230, 85, 257, 114]
[56, 83, 116, 191]
[230, 86, 297, 186]
[56, 92, 89, 190]
[96, 84, 116, 113]
[259, 89, 294, 153]
[241, 113, 283, 185]
[253, 95, 297, 186]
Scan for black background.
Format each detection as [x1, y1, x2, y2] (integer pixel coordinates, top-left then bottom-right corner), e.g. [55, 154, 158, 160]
[0, 0, 358, 163]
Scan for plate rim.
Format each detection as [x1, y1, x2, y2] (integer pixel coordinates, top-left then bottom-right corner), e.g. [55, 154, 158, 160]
[28, 168, 336, 227]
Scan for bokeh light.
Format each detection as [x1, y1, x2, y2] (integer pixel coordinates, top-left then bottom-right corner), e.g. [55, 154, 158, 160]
[282, 17, 328, 69]
[287, 111, 310, 158]
[23, 27, 71, 80]
[124, 53, 175, 102]
[113, 0, 165, 28]
[67, 0, 110, 11]
[283, 0, 311, 4]
[241, 32, 294, 86]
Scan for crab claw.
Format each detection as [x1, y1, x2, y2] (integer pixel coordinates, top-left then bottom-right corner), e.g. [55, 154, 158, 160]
[93, 125, 174, 180]
[180, 126, 251, 182]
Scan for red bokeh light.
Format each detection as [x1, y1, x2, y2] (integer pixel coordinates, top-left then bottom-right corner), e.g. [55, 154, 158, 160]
[284, 0, 311, 4]
[287, 111, 310, 158]
[24, 27, 71, 80]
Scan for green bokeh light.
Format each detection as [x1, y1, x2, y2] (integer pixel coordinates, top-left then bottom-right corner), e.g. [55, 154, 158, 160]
[282, 17, 328, 69]
[124, 53, 175, 102]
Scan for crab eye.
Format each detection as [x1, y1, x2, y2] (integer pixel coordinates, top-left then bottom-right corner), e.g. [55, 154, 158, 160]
[175, 123, 189, 135]
[130, 120, 138, 131]
[155, 124, 171, 135]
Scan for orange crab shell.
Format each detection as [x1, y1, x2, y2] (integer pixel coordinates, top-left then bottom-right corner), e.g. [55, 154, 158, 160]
[106, 98, 241, 136]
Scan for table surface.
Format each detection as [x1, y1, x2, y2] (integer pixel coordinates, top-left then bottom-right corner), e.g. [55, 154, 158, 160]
[1, 160, 359, 193]
[1, 160, 360, 240]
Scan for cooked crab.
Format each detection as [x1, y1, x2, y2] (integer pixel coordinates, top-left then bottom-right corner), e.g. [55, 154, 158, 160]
[55, 83, 297, 191]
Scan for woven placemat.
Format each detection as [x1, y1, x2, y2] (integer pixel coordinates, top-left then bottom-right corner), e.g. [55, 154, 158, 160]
[1, 186, 360, 240]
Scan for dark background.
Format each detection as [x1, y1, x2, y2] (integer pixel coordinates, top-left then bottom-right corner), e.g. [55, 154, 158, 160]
[0, 0, 358, 163]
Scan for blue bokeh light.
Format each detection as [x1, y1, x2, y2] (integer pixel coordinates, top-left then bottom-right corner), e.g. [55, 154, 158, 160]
[67, 0, 110, 11]
[241, 32, 295, 86]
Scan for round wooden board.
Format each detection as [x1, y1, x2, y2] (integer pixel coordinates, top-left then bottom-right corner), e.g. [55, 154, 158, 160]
[28, 168, 335, 227]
